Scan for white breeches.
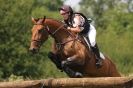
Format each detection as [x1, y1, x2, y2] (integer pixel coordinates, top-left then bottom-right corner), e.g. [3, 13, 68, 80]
[87, 24, 96, 47]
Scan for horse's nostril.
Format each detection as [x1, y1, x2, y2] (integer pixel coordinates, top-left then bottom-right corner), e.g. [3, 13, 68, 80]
[29, 48, 38, 54]
[32, 48, 35, 51]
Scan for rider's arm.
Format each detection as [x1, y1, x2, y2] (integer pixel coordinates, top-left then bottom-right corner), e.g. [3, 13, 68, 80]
[68, 15, 84, 33]
[68, 26, 81, 33]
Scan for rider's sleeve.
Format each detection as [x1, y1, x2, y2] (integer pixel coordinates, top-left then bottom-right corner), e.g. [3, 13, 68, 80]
[72, 14, 85, 31]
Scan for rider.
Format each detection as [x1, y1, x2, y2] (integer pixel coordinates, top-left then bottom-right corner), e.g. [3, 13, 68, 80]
[59, 5, 102, 68]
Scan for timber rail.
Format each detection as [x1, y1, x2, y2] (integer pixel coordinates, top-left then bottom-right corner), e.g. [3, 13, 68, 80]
[0, 77, 133, 88]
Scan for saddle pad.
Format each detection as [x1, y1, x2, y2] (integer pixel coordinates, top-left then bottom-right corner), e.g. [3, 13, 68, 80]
[100, 52, 105, 59]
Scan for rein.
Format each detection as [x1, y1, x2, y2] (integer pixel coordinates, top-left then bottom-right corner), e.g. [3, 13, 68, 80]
[46, 24, 64, 37]
[45, 23, 79, 50]
[52, 24, 65, 35]
[56, 37, 78, 50]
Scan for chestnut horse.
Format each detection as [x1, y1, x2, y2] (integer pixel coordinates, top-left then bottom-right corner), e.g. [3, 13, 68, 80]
[29, 17, 121, 77]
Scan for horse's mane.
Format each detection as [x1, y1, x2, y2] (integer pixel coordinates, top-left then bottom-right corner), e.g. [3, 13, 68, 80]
[35, 17, 63, 26]
[47, 18, 63, 24]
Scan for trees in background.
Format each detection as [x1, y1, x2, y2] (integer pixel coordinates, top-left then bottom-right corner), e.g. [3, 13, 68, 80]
[79, 0, 133, 75]
[0, 0, 65, 80]
[79, 0, 133, 27]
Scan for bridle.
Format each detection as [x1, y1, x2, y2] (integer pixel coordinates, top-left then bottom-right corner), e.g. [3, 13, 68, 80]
[31, 23, 65, 48]
[31, 20, 79, 50]
[45, 24, 65, 37]
[31, 23, 46, 46]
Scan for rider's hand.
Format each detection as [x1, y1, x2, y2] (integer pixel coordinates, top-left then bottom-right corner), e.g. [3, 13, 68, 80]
[67, 27, 71, 30]
[64, 24, 68, 28]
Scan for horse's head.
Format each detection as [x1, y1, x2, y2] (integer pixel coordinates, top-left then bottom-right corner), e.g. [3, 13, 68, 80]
[29, 16, 70, 54]
[29, 17, 49, 54]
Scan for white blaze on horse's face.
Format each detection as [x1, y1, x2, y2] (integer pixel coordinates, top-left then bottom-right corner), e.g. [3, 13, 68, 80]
[29, 18, 48, 54]
[31, 25, 44, 41]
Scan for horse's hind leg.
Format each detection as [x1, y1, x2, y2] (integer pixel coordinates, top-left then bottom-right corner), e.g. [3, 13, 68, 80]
[61, 55, 83, 78]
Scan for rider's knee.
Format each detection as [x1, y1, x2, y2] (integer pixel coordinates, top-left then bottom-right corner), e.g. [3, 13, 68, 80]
[90, 41, 96, 47]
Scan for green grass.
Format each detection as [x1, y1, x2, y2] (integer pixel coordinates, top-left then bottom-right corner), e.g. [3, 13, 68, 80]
[97, 29, 133, 76]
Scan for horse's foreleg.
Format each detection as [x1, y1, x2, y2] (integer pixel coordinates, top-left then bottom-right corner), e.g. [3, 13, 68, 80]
[48, 41, 63, 70]
[48, 52, 62, 71]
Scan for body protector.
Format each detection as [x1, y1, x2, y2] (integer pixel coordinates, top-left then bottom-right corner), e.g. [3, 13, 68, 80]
[64, 13, 96, 47]
[64, 13, 102, 68]
[64, 13, 90, 34]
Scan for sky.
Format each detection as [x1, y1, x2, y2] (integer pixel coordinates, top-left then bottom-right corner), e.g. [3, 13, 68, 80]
[64, 0, 81, 11]
[64, 0, 81, 7]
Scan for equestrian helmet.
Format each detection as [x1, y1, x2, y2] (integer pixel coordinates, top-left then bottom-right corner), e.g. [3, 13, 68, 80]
[59, 5, 73, 13]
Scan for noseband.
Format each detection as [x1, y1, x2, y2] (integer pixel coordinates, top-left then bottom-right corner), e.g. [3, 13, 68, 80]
[31, 39, 43, 48]
[31, 23, 63, 47]
[31, 23, 45, 46]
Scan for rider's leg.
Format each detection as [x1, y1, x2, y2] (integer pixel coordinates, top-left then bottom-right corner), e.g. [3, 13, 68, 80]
[61, 55, 83, 78]
[87, 24, 102, 68]
[91, 44, 102, 68]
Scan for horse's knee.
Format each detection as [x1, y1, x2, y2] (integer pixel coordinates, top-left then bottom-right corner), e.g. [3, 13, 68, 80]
[48, 52, 57, 61]
[48, 52, 62, 70]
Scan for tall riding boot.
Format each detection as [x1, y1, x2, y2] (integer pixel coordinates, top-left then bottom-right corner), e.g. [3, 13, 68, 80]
[83, 36, 91, 49]
[91, 44, 102, 68]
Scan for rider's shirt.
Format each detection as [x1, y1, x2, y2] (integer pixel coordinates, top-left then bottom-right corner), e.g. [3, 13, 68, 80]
[64, 13, 90, 34]
[69, 13, 90, 34]
[72, 14, 85, 32]
[64, 13, 96, 47]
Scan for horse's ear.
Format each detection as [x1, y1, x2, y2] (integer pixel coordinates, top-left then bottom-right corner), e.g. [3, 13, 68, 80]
[44, 16, 46, 19]
[31, 17, 37, 24]
[42, 16, 46, 23]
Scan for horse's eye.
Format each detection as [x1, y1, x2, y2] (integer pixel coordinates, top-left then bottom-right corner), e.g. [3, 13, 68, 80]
[38, 29, 44, 33]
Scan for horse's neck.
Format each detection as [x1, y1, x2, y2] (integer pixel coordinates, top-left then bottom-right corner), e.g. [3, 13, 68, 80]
[45, 19, 93, 60]
[45, 19, 70, 42]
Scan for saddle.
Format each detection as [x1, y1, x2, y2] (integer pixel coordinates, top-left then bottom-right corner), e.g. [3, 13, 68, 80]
[77, 35, 105, 60]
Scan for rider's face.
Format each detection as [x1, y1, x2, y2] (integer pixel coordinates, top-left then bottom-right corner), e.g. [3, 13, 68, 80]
[60, 10, 69, 20]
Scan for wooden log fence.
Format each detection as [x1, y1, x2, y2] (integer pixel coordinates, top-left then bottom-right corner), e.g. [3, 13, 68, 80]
[0, 77, 133, 88]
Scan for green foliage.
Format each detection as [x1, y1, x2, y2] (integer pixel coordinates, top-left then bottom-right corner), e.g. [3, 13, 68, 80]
[79, 0, 133, 75]
[0, 0, 66, 80]
[8, 74, 24, 81]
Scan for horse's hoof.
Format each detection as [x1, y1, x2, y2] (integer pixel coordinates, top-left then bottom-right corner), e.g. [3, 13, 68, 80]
[75, 72, 83, 78]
